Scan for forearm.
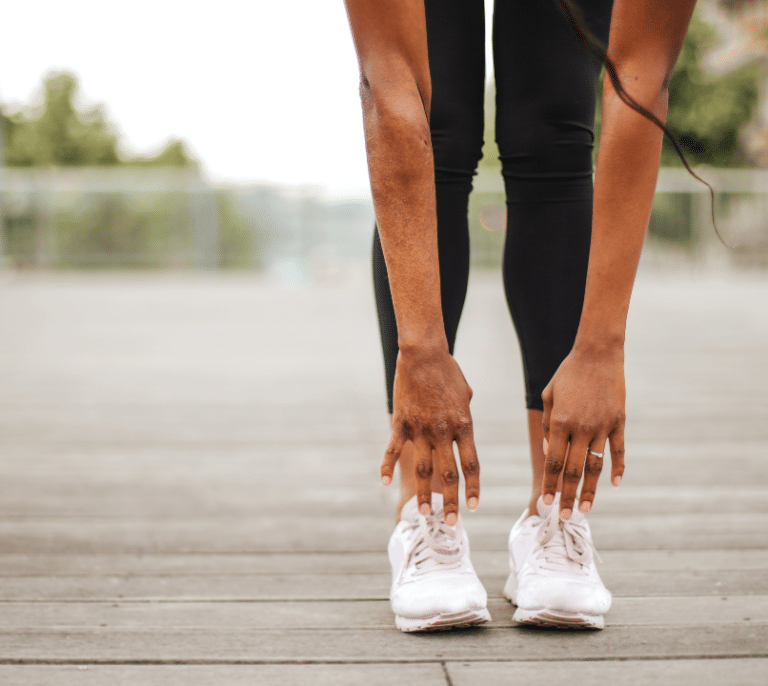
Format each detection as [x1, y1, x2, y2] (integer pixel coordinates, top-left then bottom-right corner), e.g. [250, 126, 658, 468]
[575, 77, 669, 352]
[362, 90, 447, 353]
[576, 0, 696, 352]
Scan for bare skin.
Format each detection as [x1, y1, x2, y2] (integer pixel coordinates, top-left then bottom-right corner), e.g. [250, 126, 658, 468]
[345, 0, 697, 523]
[542, 0, 697, 519]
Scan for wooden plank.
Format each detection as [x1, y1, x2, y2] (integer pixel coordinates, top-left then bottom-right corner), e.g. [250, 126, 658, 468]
[1, 597, 765, 630]
[2, 625, 767, 662]
[0, 664, 449, 686]
[3, 478, 768, 518]
[3, 548, 766, 576]
[1, 273, 767, 670]
[0, 569, 765, 601]
[1, 513, 766, 554]
[446, 659, 768, 686]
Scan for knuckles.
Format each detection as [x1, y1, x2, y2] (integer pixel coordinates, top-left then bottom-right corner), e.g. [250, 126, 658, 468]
[463, 459, 480, 477]
[400, 419, 414, 441]
[455, 419, 473, 438]
[550, 417, 568, 433]
[441, 468, 459, 485]
[545, 459, 564, 475]
[431, 420, 450, 439]
[397, 415, 474, 443]
[585, 458, 603, 475]
[415, 461, 433, 480]
[563, 466, 582, 483]
[611, 444, 626, 461]
[575, 420, 598, 436]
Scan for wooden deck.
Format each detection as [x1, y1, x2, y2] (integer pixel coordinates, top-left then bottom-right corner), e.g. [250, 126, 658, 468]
[0, 268, 767, 685]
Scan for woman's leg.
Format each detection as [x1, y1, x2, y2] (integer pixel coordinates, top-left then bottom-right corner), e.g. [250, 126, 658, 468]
[493, 0, 613, 514]
[373, 0, 486, 516]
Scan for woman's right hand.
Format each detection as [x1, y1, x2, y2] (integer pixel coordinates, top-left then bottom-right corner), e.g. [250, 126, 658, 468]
[380, 344, 480, 527]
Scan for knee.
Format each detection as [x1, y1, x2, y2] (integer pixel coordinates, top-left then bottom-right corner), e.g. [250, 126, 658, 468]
[497, 102, 596, 177]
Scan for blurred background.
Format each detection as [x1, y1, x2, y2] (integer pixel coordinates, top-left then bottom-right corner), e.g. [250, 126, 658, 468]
[1, 0, 767, 278]
[0, 3, 767, 671]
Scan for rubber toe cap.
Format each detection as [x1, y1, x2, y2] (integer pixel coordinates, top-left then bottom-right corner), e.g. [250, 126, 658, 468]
[391, 574, 488, 619]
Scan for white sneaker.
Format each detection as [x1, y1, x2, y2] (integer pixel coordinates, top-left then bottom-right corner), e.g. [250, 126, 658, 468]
[388, 493, 491, 632]
[504, 494, 611, 629]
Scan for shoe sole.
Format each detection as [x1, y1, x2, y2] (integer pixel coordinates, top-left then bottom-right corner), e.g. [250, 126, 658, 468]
[395, 608, 491, 633]
[511, 606, 604, 630]
[504, 574, 604, 630]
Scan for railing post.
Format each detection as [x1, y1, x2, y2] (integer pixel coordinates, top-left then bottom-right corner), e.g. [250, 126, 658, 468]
[190, 178, 221, 271]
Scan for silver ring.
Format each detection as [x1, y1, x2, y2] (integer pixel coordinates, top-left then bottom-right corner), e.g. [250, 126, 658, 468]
[589, 450, 604, 458]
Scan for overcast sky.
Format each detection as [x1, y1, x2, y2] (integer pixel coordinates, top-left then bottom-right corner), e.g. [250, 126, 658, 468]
[1, 1, 494, 199]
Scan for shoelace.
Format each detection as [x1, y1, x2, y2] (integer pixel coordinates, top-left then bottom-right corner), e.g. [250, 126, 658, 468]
[405, 508, 466, 576]
[532, 506, 601, 575]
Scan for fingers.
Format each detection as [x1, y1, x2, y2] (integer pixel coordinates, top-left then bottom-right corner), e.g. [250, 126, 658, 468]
[609, 422, 625, 487]
[559, 437, 589, 520]
[435, 443, 460, 526]
[542, 428, 568, 507]
[381, 431, 405, 487]
[578, 435, 607, 513]
[413, 435, 434, 516]
[456, 430, 480, 512]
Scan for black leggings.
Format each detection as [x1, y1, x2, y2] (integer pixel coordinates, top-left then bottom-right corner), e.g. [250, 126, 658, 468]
[373, 0, 613, 413]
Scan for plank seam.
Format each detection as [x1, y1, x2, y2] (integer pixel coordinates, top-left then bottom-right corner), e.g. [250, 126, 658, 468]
[1, 655, 768, 666]
[441, 661, 455, 686]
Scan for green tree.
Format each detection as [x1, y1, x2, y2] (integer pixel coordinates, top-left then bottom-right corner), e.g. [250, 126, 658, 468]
[480, 18, 762, 170]
[1, 72, 196, 167]
[597, 19, 761, 167]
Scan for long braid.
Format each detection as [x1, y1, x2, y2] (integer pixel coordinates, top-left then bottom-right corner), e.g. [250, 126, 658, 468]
[558, 0, 723, 245]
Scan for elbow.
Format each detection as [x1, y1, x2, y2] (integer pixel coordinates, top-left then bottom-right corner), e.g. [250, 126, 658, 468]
[358, 67, 433, 160]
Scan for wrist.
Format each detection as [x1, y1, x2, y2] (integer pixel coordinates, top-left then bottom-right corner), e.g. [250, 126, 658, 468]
[397, 315, 448, 355]
[573, 332, 625, 357]
[398, 334, 450, 358]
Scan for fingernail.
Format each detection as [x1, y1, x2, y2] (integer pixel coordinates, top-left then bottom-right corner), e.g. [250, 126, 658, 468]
[543, 494, 554, 506]
[468, 497, 478, 511]
[613, 475, 622, 487]
[445, 512, 457, 527]
[419, 503, 431, 516]
[560, 508, 572, 521]
[580, 501, 591, 513]
[542, 438, 548, 454]
[381, 476, 391, 487]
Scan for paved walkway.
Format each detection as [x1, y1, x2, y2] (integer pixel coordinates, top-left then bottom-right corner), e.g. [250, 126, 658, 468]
[0, 268, 767, 685]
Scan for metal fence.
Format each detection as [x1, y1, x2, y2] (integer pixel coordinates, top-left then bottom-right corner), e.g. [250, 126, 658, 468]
[471, 167, 768, 270]
[1, 166, 767, 273]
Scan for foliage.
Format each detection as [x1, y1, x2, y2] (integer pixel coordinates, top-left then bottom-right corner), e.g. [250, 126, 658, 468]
[0, 72, 259, 271]
[596, 19, 761, 167]
[1, 72, 196, 168]
[2, 186, 257, 270]
[480, 18, 762, 169]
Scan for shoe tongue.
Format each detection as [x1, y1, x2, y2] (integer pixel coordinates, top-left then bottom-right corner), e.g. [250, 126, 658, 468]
[400, 493, 444, 523]
[536, 494, 585, 524]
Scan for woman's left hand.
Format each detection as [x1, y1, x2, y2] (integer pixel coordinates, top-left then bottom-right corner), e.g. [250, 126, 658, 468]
[541, 342, 626, 519]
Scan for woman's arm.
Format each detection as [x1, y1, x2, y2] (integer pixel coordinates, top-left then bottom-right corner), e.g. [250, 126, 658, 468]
[542, 0, 698, 517]
[344, 0, 480, 524]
